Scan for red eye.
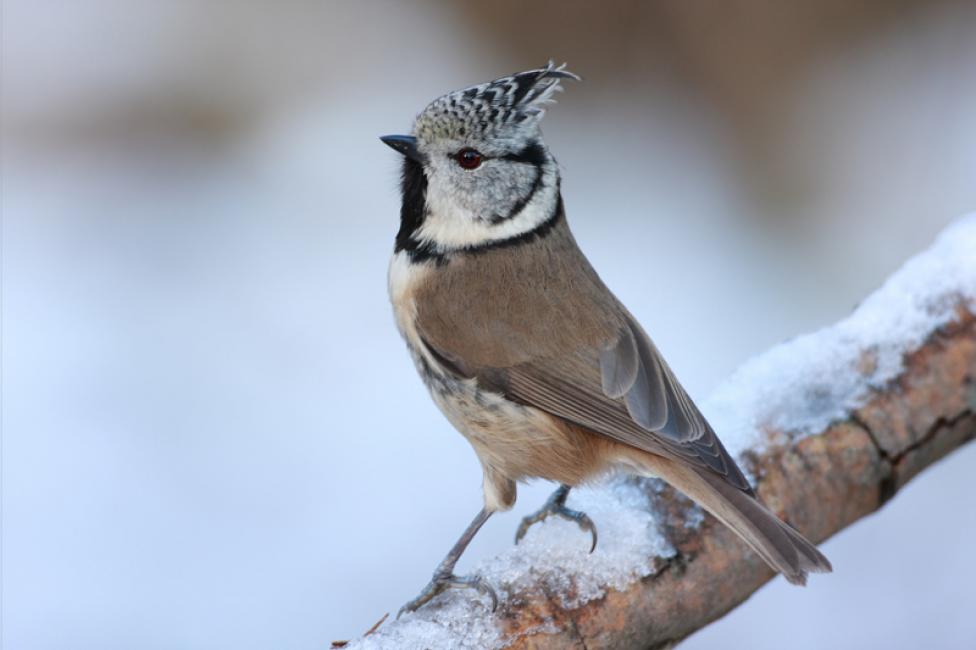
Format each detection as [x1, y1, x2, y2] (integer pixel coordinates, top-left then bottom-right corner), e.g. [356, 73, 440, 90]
[455, 148, 483, 170]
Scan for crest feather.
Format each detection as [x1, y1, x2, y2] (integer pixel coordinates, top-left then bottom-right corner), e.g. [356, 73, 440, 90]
[414, 61, 580, 140]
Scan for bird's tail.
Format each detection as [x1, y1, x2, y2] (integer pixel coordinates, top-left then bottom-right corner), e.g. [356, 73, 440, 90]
[621, 449, 832, 585]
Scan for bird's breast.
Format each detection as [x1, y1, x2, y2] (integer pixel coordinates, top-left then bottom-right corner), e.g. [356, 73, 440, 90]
[388, 251, 429, 332]
[388, 250, 451, 390]
[388, 251, 528, 433]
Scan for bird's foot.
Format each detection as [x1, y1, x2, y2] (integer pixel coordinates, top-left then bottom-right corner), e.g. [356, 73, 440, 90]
[397, 572, 498, 618]
[515, 486, 598, 553]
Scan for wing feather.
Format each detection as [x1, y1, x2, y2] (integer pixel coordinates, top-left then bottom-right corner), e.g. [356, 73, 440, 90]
[409, 222, 751, 493]
[422, 325, 753, 494]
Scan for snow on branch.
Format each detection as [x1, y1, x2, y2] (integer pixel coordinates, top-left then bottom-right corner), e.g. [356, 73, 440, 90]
[343, 214, 976, 650]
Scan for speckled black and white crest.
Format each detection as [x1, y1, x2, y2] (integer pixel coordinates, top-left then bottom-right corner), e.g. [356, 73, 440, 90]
[414, 62, 579, 142]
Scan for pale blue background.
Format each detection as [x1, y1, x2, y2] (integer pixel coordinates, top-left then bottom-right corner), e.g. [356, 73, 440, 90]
[3, 2, 975, 648]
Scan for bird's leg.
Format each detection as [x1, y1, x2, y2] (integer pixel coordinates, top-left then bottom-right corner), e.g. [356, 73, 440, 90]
[515, 484, 597, 553]
[398, 507, 498, 618]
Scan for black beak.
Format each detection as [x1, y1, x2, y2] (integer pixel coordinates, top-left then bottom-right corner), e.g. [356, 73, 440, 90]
[380, 134, 423, 163]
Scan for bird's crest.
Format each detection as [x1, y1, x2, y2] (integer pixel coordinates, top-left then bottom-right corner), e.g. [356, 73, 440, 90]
[414, 61, 580, 141]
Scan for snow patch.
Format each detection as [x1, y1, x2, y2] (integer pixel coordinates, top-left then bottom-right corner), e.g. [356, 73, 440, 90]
[477, 477, 674, 608]
[705, 212, 976, 462]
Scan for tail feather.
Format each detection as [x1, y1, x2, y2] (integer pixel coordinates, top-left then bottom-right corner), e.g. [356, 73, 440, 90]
[623, 449, 832, 584]
[699, 470, 832, 584]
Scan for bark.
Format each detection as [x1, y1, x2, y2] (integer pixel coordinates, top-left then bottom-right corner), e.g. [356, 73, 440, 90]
[494, 305, 976, 649]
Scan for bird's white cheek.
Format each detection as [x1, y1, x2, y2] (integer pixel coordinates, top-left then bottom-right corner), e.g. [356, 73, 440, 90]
[423, 175, 481, 239]
[417, 168, 558, 250]
[417, 209, 492, 249]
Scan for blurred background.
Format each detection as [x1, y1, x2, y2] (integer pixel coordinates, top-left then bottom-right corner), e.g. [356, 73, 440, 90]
[3, 1, 975, 648]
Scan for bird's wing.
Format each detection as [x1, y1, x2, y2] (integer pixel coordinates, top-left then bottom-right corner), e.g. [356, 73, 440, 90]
[410, 216, 751, 492]
[417, 308, 753, 494]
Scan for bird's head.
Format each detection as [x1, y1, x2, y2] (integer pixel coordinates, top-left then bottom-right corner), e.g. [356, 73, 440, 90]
[381, 62, 579, 258]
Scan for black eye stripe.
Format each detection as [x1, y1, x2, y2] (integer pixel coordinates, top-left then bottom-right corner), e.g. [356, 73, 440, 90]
[448, 141, 547, 167]
[501, 141, 548, 167]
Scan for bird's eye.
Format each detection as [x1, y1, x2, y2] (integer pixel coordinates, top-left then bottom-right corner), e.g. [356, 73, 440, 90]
[455, 148, 483, 170]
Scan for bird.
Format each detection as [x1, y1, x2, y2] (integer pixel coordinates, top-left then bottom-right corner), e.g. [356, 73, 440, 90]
[380, 62, 831, 616]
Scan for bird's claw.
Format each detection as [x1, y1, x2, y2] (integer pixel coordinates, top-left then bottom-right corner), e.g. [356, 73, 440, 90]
[515, 499, 598, 553]
[397, 572, 498, 619]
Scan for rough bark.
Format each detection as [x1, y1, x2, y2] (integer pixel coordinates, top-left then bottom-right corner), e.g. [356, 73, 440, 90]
[492, 305, 976, 649]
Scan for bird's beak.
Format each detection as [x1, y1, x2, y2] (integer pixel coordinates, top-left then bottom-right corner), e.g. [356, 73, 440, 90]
[380, 135, 423, 163]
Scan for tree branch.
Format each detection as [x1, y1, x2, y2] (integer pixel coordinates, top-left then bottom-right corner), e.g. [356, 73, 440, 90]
[504, 306, 974, 650]
[345, 216, 976, 650]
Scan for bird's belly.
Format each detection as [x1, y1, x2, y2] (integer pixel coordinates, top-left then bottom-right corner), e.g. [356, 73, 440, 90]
[405, 341, 611, 486]
[405, 340, 536, 461]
